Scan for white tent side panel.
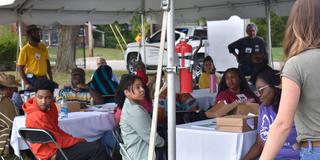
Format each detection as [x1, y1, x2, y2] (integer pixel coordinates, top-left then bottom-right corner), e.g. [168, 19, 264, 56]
[208, 16, 245, 72]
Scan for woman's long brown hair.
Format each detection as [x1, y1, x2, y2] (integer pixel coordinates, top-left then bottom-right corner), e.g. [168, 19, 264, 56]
[283, 0, 320, 60]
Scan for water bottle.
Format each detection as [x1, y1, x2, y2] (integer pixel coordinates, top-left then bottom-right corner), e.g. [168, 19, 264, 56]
[23, 91, 30, 102]
[60, 97, 68, 119]
[209, 72, 217, 93]
[90, 98, 94, 105]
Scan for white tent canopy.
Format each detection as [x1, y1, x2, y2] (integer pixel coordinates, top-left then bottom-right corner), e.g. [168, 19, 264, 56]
[0, 0, 295, 25]
[0, 1, 296, 160]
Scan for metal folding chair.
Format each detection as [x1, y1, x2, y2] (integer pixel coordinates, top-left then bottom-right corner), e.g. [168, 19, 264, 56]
[18, 128, 69, 160]
[112, 126, 132, 160]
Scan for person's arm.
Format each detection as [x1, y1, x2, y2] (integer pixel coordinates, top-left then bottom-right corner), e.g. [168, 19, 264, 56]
[259, 38, 268, 64]
[228, 39, 241, 61]
[88, 88, 104, 104]
[243, 134, 264, 160]
[46, 59, 53, 81]
[77, 83, 103, 104]
[260, 77, 300, 159]
[17, 65, 32, 90]
[111, 72, 119, 84]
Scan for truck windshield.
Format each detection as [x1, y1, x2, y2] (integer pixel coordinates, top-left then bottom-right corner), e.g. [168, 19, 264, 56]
[193, 29, 207, 40]
[175, 28, 188, 35]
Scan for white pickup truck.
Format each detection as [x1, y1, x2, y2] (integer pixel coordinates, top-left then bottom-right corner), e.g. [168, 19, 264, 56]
[124, 26, 209, 80]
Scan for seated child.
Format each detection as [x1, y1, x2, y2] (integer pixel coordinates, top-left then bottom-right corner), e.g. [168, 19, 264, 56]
[198, 56, 218, 89]
[119, 75, 165, 160]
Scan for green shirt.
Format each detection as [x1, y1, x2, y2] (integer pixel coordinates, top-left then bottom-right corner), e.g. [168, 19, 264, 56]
[282, 48, 320, 142]
[120, 98, 164, 160]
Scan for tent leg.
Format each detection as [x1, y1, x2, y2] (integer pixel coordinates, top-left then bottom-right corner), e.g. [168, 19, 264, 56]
[141, 13, 146, 63]
[265, 0, 273, 68]
[17, 19, 25, 90]
[167, 0, 176, 160]
[82, 25, 86, 69]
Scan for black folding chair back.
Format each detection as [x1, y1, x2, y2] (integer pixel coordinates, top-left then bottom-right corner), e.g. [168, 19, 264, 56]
[18, 128, 69, 160]
[112, 126, 132, 160]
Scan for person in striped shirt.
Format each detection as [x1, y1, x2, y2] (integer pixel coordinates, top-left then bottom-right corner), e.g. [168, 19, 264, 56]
[59, 68, 103, 105]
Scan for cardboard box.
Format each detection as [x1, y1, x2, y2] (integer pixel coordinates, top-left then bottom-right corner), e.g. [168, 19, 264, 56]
[56, 101, 81, 112]
[232, 103, 259, 115]
[206, 102, 259, 118]
[216, 115, 258, 132]
[205, 102, 238, 118]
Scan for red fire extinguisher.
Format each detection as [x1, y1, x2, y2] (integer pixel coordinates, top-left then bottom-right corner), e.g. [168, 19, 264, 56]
[176, 39, 193, 93]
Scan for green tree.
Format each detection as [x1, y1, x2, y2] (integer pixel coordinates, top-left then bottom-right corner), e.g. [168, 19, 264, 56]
[251, 12, 288, 47]
[97, 23, 131, 48]
[129, 14, 150, 41]
[0, 25, 18, 70]
[96, 14, 150, 48]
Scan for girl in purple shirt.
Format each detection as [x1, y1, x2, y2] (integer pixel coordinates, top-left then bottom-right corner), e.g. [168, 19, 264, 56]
[244, 69, 299, 159]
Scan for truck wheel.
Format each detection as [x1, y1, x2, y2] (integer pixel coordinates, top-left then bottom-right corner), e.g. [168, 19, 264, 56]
[192, 58, 204, 83]
[127, 54, 138, 73]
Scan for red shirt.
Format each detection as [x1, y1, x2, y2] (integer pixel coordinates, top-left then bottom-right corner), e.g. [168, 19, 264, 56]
[23, 98, 83, 160]
[215, 89, 258, 104]
[136, 69, 148, 84]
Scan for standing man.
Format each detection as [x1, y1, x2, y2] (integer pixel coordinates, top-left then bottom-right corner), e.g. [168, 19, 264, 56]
[228, 23, 268, 76]
[17, 25, 53, 90]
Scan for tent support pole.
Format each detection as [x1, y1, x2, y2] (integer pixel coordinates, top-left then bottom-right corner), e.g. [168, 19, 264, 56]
[167, 0, 176, 160]
[109, 24, 125, 53]
[17, 19, 24, 90]
[88, 21, 94, 57]
[265, 0, 273, 68]
[82, 25, 86, 69]
[140, 0, 146, 62]
[147, 4, 168, 160]
[141, 13, 145, 62]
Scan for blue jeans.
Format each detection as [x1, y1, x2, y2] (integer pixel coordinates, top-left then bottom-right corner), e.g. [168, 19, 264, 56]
[101, 130, 118, 154]
[300, 141, 320, 160]
[27, 76, 58, 89]
[27, 76, 47, 86]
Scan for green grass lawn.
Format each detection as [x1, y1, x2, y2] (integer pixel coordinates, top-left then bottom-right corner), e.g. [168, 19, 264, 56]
[48, 47, 124, 62]
[5, 70, 129, 88]
[47, 46, 283, 61]
[51, 70, 128, 87]
[272, 47, 285, 61]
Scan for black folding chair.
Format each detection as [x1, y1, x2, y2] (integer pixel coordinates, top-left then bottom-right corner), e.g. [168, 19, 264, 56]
[18, 128, 69, 160]
[112, 126, 132, 160]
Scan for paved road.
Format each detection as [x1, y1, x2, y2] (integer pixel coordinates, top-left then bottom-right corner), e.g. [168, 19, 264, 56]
[75, 56, 283, 71]
[76, 57, 126, 70]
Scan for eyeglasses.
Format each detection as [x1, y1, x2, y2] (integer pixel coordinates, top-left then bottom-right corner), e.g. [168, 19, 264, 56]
[255, 85, 269, 96]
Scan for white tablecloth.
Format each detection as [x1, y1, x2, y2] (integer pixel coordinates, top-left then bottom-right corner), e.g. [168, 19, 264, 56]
[176, 119, 256, 160]
[191, 89, 217, 111]
[10, 111, 115, 157]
